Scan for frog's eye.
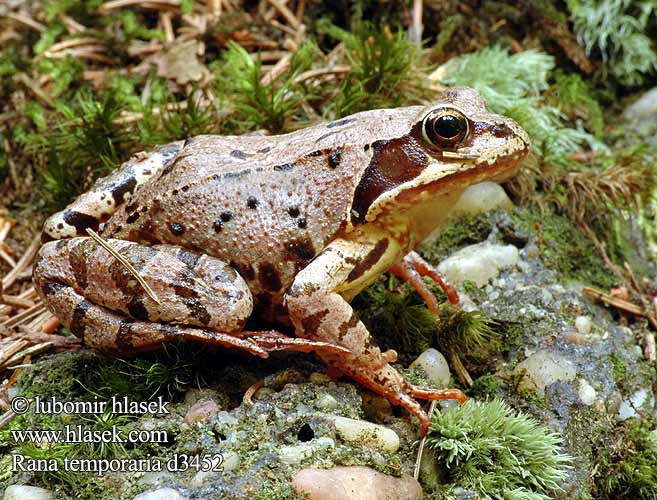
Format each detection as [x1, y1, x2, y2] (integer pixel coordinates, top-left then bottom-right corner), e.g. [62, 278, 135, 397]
[421, 108, 469, 148]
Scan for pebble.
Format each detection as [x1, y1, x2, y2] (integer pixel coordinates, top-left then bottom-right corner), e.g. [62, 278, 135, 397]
[578, 379, 597, 406]
[3, 485, 53, 500]
[617, 388, 655, 420]
[133, 489, 185, 500]
[279, 437, 335, 464]
[292, 466, 423, 500]
[324, 415, 400, 453]
[513, 350, 576, 396]
[451, 182, 513, 215]
[410, 349, 451, 387]
[316, 394, 339, 411]
[190, 452, 237, 487]
[184, 399, 219, 424]
[438, 243, 519, 287]
[575, 316, 592, 335]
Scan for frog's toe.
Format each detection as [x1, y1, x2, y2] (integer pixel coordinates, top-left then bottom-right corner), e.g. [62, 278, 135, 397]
[246, 331, 353, 356]
[408, 385, 467, 404]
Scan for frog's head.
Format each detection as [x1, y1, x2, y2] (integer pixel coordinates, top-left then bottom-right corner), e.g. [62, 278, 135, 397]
[349, 87, 529, 229]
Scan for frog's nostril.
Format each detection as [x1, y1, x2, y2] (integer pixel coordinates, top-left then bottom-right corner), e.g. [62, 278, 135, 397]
[492, 123, 513, 138]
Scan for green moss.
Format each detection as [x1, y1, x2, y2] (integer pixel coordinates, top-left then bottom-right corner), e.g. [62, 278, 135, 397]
[510, 208, 616, 289]
[253, 478, 306, 500]
[419, 212, 492, 262]
[426, 399, 572, 500]
[468, 374, 507, 399]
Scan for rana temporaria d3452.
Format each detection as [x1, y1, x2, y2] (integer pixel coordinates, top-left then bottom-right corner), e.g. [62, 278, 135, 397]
[33, 87, 529, 435]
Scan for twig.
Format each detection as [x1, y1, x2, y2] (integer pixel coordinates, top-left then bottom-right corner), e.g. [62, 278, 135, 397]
[4, 12, 46, 32]
[449, 350, 473, 387]
[85, 228, 160, 304]
[2, 235, 40, 291]
[414, 399, 436, 480]
[292, 65, 350, 83]
[645, 333, 656, 363]
[99, 0, 182, 14]
[1, 304, 46, 329]
[409, 0, 423, 46]
[582, 287, 644, 316]
[265, 0, 301, 30]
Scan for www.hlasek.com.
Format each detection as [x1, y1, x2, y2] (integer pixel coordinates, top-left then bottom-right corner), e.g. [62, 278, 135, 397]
[10, 395, 224, 476]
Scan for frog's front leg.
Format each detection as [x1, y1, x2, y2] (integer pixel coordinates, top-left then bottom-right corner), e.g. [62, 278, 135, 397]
[42, 142, 184, 241]
[33, 238, 349, 359]
[285, 238, 465, 436]
[390, 251, 460, 310]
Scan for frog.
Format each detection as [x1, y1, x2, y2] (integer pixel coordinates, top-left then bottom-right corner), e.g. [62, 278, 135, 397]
[33, 87, 529, 435]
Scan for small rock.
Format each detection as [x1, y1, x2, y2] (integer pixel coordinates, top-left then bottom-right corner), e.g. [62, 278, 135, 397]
[279, 437, 335, 464]
[410, 348, 451, 387]
[190, 453, 234, 487]
[292, 466, 423, 500]
[513, 350, 576, 396]
[184, 399, 219, 424]
[578, 379, 597, 406]
[452, 182, 513, 215]
[623, 87, 657, 121]
[316, 394, 339, 411]
[575, 316, 592, 335]
[133, 488, 184, 500]
[617, 388, 655, 420]
[3, 485, 53, 500]
[326, 415, 399, 453]
[438, 243, 519, 287]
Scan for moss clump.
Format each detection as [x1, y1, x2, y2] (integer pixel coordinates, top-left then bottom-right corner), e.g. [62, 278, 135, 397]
[511, 208, 616, 289]
[426, 399, 572, 500]
[419, 212, 492, 262]
[592, 419, 657, 499]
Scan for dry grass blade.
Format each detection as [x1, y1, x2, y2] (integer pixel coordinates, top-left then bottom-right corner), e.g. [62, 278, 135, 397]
[85, 228, 160, 304]
[414, 399, 436, 480]
[2, 235, 40, 290]
[265, 0, 301, 31]
[1, 303, 47, 329]
[99, 0, 182, 13]
[2, 342, 54, 371]
[583, 286, 644, 316]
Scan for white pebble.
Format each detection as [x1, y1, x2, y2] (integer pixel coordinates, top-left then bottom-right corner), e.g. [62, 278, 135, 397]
[293, 466, 423, 500]
[578, 379, 597, 406]
[513, 350, 576, 395]
[617, 388, 655, 420]
[326, 415, 399, 453]
[410, 349, 451, 387]
[3, 486, 53, 500]
[451, 182, 513, 215]
[316, 394, 339, 411]
[133, 488, 184, 500]
[438, 243, 519, 287]
[279, 437, 335, 464]
[575, 316, 592, 335]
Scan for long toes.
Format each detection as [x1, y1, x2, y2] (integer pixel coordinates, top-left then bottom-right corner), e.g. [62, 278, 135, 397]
[396, 390, 431, 436]
[409, 385, 467, 404]
[252, 335, 353, 356]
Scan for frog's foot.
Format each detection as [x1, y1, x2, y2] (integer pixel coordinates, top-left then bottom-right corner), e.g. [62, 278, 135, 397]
[346, 363, 466, 436]
[390, 251, 459, 310]
[241, 330, 352, 357]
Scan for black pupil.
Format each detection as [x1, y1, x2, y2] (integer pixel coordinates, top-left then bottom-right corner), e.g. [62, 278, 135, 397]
[434, 115, 463, 139]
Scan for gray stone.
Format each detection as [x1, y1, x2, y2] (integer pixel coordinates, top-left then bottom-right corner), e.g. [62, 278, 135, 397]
[3, 485, 53, 500]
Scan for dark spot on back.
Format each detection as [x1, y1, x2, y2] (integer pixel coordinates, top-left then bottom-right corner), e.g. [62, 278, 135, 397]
[285, 237, 315, 262]
[317, 130, 339, 142]
[169, 222, 185, 235]
[231, 150, 250, 159]
[287, 206, 300, 218]
[273, 163, 294, 172]
[220, 211, 234, 222]
[297, 217, 307, 229]
[364, 144, 370, 151]
[224, 169, 251, 180]
[246, 196, 259, 209]
[257, 146, 271, 154]
[68, 242, 89, 289]
[231, 261, 256, 281]
[258, 263, 282, 292]
[328, 148, 342, 168]
[306, 150, 323, 158]
[213, 219, 223, 233]
[346, 238, 389, 282]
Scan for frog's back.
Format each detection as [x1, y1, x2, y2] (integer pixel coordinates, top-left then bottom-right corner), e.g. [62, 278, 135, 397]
[102, 107, 420, 309]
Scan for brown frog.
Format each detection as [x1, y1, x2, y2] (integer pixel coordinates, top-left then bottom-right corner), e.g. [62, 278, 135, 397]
[33, 87, 529, 435]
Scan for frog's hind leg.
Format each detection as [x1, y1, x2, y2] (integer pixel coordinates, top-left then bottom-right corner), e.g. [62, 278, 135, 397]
[42, 141, 184, 242]
[238, 330, 351, 357]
